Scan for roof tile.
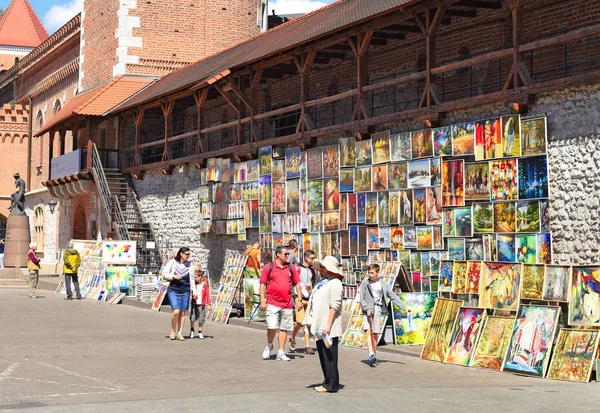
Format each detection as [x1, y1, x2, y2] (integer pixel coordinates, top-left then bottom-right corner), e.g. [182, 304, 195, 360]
[0, 0, 48, 48]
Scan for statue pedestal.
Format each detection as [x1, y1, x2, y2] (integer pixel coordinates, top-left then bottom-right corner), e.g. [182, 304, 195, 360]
[4, 215, 31, 268]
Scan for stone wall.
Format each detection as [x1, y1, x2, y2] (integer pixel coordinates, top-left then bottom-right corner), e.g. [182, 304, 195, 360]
[132, 83, 600, 276]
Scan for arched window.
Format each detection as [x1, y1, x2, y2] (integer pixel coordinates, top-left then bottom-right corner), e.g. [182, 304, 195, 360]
[34, 205, 44, 252]
[53, 99, 62, 115]
[36, 110, 43, 130]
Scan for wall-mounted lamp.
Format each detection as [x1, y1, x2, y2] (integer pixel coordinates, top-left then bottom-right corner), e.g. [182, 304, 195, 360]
[48, 198, 58, 214]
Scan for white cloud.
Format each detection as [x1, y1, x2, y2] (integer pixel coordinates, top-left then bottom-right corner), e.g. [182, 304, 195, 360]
[43, 0, 83, 34]
[268, 0, 330, 15]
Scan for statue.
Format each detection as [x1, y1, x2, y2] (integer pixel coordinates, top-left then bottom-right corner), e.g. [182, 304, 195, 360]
[8, 173, 26, 216]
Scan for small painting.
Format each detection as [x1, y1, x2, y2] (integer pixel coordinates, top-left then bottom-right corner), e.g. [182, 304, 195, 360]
[465, 239, 484, 261]
[430, 158, 441, 186]
[443, 208, 455, 237]
[516, 234, 537, 264]
[454, 206, 472, 237]
[451, 122, 476, 156]
[307, 147, 323, 180]
[259, 175, 271, 205]
[272, 182, 286, 212]
[516, 200, 540, 233]
[441, 159, 465, 207]
[448, 238, 465, 260]
[433, 126, 452, 157]
[247, 159, 259, 182]
[307, 180, 323, 212]
[464, 162, 490, 201]
[520, 264, 545, 300]
[496, 234, 516, 262]
[537, 233, 552, 264]
[339, 169, 354, 192]
[403, 226, 417, 249]
[365, 192, 378, 225]
[259, 145, 272, 176]
[413, 189, 426, 224]
[355, 139, 372, 166]
[233, 162, 247, 184]
[408, 159, 431, 189]
[489, 159, 518, 201]
[518, 155, 549, 200]
[348, 193, 357, 223]
[368, 227, 380, 250]
[473, 203, 493, 233]
[390, 132, 412, 161]
[389, 191, 400, 225]
[392, 293, 438, 345]
[323, 178, 340, 211]
[439, 260, 453, 292]
[444, 307, 486, 366]
[309, 213, 322, 233]
[388, 162, 408, 190]
[493, 202, 515, 233]
[543, 265, 570, 302]
[354, 166, 372, 193]
[568, 266, 600, 326]
[357, 193, 366, 223]
[259, 205, 272, 234]
[399, 190, 413, 225]
[323, 211, 340, 232]
[358, 226, 368, 255]
[547, 329, 599, 383]
[501, 115, 521, 157]
[503, 304, 560, 377]
[371, 164, 388, 191]
[272, 158, 285, 182]
[521, 117, 547, 157]
[286, 179, 300, 214]
[323, 145, 340, 178]
[379, 226, 391, 249]
[339, 137, 356, 167]
[452, 261, 467, 294]
[470, 316, 514, 371]
[378, 191, 390, 225]
[474, 118, 502, 161]
[432, 226, 444, 250]
[411, 129, 433, 159]
[285, 147, 301, 179]
[420, 298, 464, 362]
[539, 199, 550, 233]
[479, 261, 521, 310]
[425, 187, 442, 225]
[390, 226, 404, 250]
[466, 260, 482, 294]
[417, 226, 433, 250]
[371, 131, 391, 164]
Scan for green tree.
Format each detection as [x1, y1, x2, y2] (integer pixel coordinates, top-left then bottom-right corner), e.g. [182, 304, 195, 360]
[423, 293, 437, 315]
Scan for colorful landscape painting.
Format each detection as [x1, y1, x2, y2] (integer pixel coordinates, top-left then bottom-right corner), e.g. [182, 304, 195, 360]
[444, 307, 486, 366]
[516, 200, 540, 233]
[441, 159, 465, 207]
[408, 159, 431, 189]
[521, 264, 545, 300]
[518, 155, 549, 200]
[470, 316, 514, 370]
[521, 117, 547, 157]
[390, 132, 412, 161]
[546, 329, 599, 383]
[473, 203, 493, 233]
[493, 202, 515, 233]
[451, 122, 475, 156]
[543, 265, 570, 302]
[307, 180, 323, 212]
[569, 266, 600, 326]
[537, 233, 552, 264]
[448, 238, 465, 260]
[433, 126, 453, 157]
[454, 206, 472, 237]
[392, 292, 437, 345]
[411, 129, 433, 159]
[496, 234, 516, 262]
[480, 262, 521, 310]
[421, 298, 464, 362]
[503, 305, 560, 377]
[259, 145, 272, 176]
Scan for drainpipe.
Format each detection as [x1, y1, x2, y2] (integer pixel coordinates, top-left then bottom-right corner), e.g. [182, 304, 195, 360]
[27, 95, 33, 190]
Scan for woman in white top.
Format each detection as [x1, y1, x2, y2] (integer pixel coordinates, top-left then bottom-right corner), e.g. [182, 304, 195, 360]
[304, 256, 344, 393]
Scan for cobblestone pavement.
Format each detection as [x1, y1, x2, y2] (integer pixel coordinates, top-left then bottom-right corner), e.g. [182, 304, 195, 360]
[0, 289, 597, 413]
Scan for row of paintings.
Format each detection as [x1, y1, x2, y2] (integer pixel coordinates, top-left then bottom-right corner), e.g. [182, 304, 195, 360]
[208, 254, 248, 325]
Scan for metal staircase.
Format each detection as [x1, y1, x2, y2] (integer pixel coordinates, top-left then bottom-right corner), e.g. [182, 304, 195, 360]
[90, 144, 162, 274]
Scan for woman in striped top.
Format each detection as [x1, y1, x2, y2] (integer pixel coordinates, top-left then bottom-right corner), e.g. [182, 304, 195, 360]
[162, 247, 194, 341]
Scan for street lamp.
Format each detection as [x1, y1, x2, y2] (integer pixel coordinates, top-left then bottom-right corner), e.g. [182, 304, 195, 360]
[48, 198, 58, 214]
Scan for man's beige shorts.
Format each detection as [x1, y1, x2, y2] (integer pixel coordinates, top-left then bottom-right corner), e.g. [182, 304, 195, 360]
[266, 304, 293, 330]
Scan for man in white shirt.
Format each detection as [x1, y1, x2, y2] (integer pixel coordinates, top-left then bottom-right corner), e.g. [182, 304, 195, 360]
[289, 249, 317, 354]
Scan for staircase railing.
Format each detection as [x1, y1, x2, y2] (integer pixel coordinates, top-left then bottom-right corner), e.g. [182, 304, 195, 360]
[113, 198, 131, 240]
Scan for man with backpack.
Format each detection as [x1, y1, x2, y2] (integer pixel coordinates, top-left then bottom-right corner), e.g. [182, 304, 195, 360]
[259, 245, 301, 361]
[63, 241, 82, 300]
[289, 249, 317, 354]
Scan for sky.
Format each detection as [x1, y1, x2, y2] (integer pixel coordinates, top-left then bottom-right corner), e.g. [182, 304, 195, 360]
[0, 0, 335, 35]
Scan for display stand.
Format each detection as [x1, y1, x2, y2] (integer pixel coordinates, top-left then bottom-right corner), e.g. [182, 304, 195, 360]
[208, 254, 248, 324]
[57, 240, 105, 301]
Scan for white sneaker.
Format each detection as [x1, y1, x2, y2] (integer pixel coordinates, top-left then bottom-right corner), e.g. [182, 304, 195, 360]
[262, 344, 273, 360]
[190, 331, 195, 339]
[276, 351, 291, 361]
[197, 332, 204, 339]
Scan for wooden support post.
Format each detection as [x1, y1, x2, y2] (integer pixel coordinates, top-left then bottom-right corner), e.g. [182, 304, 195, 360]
[350, 29, 373, 121]
[194, 88, 208, 154]
[48, 131, 55, 179]
[237, 77, 246, 146]
[214, 83, 242, 145]
[72, 117, 78, 152]
[504, 0, 530, 90]
[293, 50, 317, 133]
[118, 116, 126, 168]
[418, 6, 445, 108]
[59, 128, 66, 156]
[86, 116, 93, 170]
[161, 99, 175, 162]
[133, 108, 144, 167]
[250, 69, 263, 142]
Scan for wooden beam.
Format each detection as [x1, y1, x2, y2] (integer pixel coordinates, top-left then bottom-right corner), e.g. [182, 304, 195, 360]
[457, 0, 502, 8]
[160, 99, 175, 162]
[132, 108, 144, 167]
[420, 6, 445, 108]
[194, 88, 208, 154]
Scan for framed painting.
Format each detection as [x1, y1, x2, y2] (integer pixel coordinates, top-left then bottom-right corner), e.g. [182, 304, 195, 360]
[339, 169, 354, 192]
[358, 226, 368, 256]
[433, 126, 452, 157]
[379, 226, 391, 249]
[390, 226, 404, 250]
[339, 193, 348, 230]
[399, 190, 413, 225]
[502, 304, 560, 377]
[388, 162, 408, 190]
[547, 329, 599, 383]
[355, 139, 372, 166]
[474, 118, 502, 161]
[536, 233, 552, 264]
[520, 117, 547, 157]
[496, 234, 516, 262]
[501, 114, 521, 157]
[307, 147, 323, 180]
[411, 129, 433, 159]
[473, 203, 493, 233]
[452, 261, 467, 294]
[539, 199, 550, 232]
[233, 161, 247, 184]
[421, 252, 431, 276]
[309, 213, 322, 233]
[412, 272, 422, 292]
[439, 260, 453, 292]
[259, 205, 272, 234]
[516, 234, 537, 264]
[102, 241, 137, 265]
[349, 226, 358, 256]
[465, 238, 483, 261]
[444, 307, 486, 366]
[348, 193, 358, 223]
[543, 265, 570, 302]
[259, 175, 271, 205]
[357, 193, 367, 223]
[516, 200, 540, 233]
[493, 202, 515, 233]
[365, 192, 378, 225]
[272, 158, 285, 182]
[518, 155, 549, 200]
[489, 159, 518, 201]
[323, 178, 340, 211]
[371, 130, 391, 164]
[408, 159, 431, 189]
[432, 226, 444, 250]
[339, 137, 356, 167]
[421, 298, 464, 362]
[520, 264, 545, 300]
[464, 162, 490, 201]
[417, 226, 433, 251]
[390, 132, 412, 161]
[430, 157, 441, 186]
[465, 260, 482, 294]
[367, 227, 380, 250]
[323, 211, 340, 233]
[272, 182, 286, 212]
[323, 145, 340, 178]
[569, 266, 600, 326]
[307, 180, 323, 212]
[286, 180, 300, 214]
[442, 208, 455, 237]
[479, 261, 521, 311]
[425, 187, 443, 225]
[401, 227, 415, 250]
[470, 316, 514, 370]
[448, 238, 465, 260]
[259, 145, 272, 176]
[371, 164, 388, 191]
[441, 159, 465, 207]
[247, 159, 259, 182]
[378, 191, 390, 225]
[285, 147, 301, 179]
[389, 191, 400, 225]
[455, 206, 473, 237]
[451, 122, 475, 156]
[392, 292, 438, 345]
[354, 166, 372, 193]
[413, 189, 426, 224]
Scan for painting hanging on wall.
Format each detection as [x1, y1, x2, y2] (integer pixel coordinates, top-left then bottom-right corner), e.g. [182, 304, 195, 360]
[272, 158, 285, 182]
[388, 162, 408, 190]
[411, 129, 433, 159]
[516, 234, 537, 264]
[285, 147, 301, 180]
[489, 159, 517, 201]
[501, 115, 521, 157]
[102, 241, 137, 265]
[371, 131, 391, 164]
[451, 122, 475, 156]
[339, 137, 356, 167]
[307, 180, 323, 212]
[520, 117, 547, 157]
[323, 145, 340, 178]
[452, 261, 467, 294]
[546, 328, 599, 383]
[421, 298, 464, 362]
[413, 189, 426, 224]
[537, 233, 552, 264]
[518, 155, 549, 200]
[496, 234, 516, 262]
[390, 132, 412, 161]
[543, 265, 570, 302]
[354, 166, 372, 193]
[474, 118, 502, 161]
[473, 203, 493, 233]
[441, 159, 465, 207]
[479, 262, 521, 311]
[259, 145, 272, 176]
[430, 157, 441, 186]
[355, 139, 372, 166]
[323, 179, 340, 211]
[516, 200, 540, 233]
[569, 266, 600, 326]
[392, 293, 437, 345]
[444, 307, 486, 366]
[339, 169, 354, 192]
[520, 264, 545, 300]
[408, 159, 431, 189]
[371, 165, 388, 191]
[493, 202, 516, 233]
[464, 162, 490, 201]
[425, 187, 442, 225]
[502, 304, 560, 377]
[307, 147, 323, 180]
[470, 316, 514, 371]
[439, 260, 453, 292]
[433, 126, 452, 157]
[447, 238, 465, 260]
[454, 206, 472, 237]
[465, 238, 483, 262]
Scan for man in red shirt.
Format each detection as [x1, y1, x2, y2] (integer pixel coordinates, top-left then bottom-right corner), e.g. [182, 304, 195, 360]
[259, 245, 302, 361]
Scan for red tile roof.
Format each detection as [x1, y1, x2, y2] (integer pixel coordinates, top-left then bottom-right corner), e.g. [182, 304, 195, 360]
[0, 0, 48, 48]
[112, 0, 415, 113]
[35, 76, 155, 136]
